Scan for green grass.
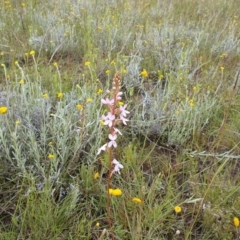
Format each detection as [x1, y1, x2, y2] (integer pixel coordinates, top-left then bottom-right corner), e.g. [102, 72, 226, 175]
[1, 0, 240, 239]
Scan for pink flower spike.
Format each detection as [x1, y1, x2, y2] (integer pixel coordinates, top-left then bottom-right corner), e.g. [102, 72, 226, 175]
[108, 134, 117, 148]
[119, 104, 130, 117]
[97, 143, 108, 155]
[113, 127, 122, 135]
[101, 98, 114, 105]
[112, 159, 124, 174]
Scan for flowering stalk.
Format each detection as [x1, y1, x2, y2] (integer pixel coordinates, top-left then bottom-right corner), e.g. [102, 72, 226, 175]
[97, 71, 129, 231]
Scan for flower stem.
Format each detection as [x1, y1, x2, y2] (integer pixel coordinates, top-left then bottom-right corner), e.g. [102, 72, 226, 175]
[107, 146, 113, 232]
[106, 72, 121, 236]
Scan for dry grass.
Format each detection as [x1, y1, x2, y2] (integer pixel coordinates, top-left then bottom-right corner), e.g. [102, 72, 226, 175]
[1, 0, 240, 239]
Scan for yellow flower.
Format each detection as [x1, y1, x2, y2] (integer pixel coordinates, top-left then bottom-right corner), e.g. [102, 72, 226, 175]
[193, 86, 197, 91]
[189, 99, 194, 107]
[108, 188, 122, 196]
[29, 50, 35, 55]
[122, 69, 127, 74]
[21, 2, 26, 7]
[132, 198, 142, 204]
[97, 88, 103, 94]
[105, 70, 110, 75]
[118, 101, 124, 106]
[19, 79, 24, 85]
[189, 102, 194, 107]
[15, 60, 18, 65]
[15, 120, 21, 125]
[95, 222, 100, 227]
[42, 93, 48, 98]
[57, 92, 63, 99]
[0, 106, 8, 114]
[53, 62, 58, 67]
[140, 69, 148, 78]
[220, 53, 227, 58]
[87, 98, 92, 103]
[220, 66, 224, 71]
[110, 61, 115, 65]
[233, 217, 240, 227]
[76, 104, 83, 110]
[174, 206, 182, 213]
[93, 172, 99, 179]
[48, 154, 55, 159]
[85, 61, 90, 66]
[100, 120, 105, 126]
[1, 63, 5, 67]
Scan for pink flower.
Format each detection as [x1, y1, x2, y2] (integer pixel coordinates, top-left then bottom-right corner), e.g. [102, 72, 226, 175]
[108, 134, 117, 148]
[102, 112, 115, 127]
[113, 127, 122, 135]
[116, 92, 123, 100]
[120, 115, 129, 125]
[101, 98, 114, 105]
[119, 104, 130, 117]
[112, 159, 123, 174]
[97, 143, 108, 155]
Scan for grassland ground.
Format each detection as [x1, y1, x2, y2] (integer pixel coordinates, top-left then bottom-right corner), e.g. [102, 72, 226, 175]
[1, 0, 240, 239]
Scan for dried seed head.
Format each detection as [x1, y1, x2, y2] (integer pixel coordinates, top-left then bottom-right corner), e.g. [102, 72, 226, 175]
[112, 71, 121, 90]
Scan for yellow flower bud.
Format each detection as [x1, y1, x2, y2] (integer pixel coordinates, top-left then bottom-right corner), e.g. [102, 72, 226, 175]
[174, 206, 182, 213]
[93, 172, 99, 179]
[48, 154, 55, 159]
[132, 197, 142, 204]
[57, 92, 63, 99]
[76, 104, 83, 110]
[0, 106, 8, 114]
[140, 69, 148, 78]
[97, 89, 103, 94]
[233, 217, 240, 227]
[19, 79, 24, 85]
[108, 188, 122, 196]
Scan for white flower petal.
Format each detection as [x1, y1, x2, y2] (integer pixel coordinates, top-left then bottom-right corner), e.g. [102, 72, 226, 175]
[113, 127, 122, 135]
[108, 134, 117, 141]
[97, 143, 107, 155]
[120, 115, 129, 125]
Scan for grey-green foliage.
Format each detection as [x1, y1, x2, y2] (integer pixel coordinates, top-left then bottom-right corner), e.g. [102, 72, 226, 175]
[127, 70, 218, 145]
[0, 80, 102, 192]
